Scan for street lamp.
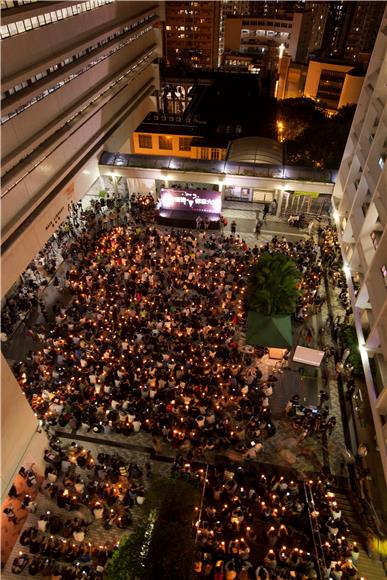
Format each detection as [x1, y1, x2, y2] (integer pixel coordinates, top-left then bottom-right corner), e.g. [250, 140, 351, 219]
[277, 121, 284, 142]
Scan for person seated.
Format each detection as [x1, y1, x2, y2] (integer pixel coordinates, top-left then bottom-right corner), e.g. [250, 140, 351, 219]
[74, 478, 85, 494]
[19, 527, 33, 546]
[28, 556, 41, 576]
[11, 553, 29, 574]
[51, 566, 63, 580]
[255, 564, 269, 579]
[93, 502, 104, 520]
[37, 513, 50, 533]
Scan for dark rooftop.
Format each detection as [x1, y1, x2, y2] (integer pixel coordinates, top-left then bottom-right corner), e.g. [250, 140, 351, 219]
[135, 72, 277, 149]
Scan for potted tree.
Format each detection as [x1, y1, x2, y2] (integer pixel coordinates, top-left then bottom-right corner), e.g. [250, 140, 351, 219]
[246, 252, 301, 348]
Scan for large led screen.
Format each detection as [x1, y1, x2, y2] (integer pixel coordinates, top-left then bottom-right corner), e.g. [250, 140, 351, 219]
[160, 188, 222, 214]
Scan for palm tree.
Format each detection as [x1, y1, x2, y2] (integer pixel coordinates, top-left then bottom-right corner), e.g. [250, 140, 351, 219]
[247, 252, 301, 316]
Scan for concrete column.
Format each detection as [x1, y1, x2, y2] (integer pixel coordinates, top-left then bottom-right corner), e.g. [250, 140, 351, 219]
[112, 176, 118, 196]
[276, 189, 284, 217]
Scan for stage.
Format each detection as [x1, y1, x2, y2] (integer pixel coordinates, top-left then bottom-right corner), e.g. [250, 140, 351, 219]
[158, 209, 220, 230]
[157, 187, 222, 230]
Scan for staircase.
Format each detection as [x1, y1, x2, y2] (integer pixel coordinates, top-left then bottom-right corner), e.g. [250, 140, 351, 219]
[335, 491, 386, 580]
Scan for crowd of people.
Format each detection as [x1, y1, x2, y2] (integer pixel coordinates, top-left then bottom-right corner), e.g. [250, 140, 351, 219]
[9, 437, 149, 579]
[189, 461, 362, 579]
[11, 210, 327, 463]
[15, 224, 281, 460]
[285, 392, 337, 441]
[2, 187, 366, 579]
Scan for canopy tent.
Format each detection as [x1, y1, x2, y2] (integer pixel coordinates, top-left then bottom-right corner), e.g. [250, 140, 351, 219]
[246, 311, 293, 349]
[292, 345, 325, 367]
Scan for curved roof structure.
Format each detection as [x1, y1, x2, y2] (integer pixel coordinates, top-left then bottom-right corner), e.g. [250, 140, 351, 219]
[227, 136, 283, 165]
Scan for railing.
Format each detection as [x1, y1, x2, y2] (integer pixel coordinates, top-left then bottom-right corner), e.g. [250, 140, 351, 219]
[303, 481, 326, 580]
[99, 151, 337, 184]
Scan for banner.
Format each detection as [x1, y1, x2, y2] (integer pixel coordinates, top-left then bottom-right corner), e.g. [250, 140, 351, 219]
[293, 190, 320, 198]
[160, 188, 222, 214]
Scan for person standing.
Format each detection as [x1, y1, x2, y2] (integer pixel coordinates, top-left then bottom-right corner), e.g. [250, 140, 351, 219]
[255, 219, 263, 239]
[231, 220, 236, 234]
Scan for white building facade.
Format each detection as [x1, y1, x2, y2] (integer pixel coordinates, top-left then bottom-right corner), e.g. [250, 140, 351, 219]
[332, 9, 387, 482]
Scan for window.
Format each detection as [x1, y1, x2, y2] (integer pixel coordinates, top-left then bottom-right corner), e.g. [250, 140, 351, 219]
[138, 134, 152, 149]
[211, 148, 219, 160]
[200, 148, 208, 159]
[179, 137, 191, 151]
[159, 136, 173, 150]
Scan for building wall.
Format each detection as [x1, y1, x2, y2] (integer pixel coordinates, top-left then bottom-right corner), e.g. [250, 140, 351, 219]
[1, 352, 48, 503]
[304, 58, 364, 110]
[132, 130, 227, 161]
[164, 1, 220, 68]
[332, 9, 387, 482]
[338, 73, 365, 109]
[223, 12, 304, 61]
[283, 62, 306, 99]
[1, 1, 162, 297]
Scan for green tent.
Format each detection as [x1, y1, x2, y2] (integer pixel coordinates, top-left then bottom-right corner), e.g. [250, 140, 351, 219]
[246, 311, 293, 349]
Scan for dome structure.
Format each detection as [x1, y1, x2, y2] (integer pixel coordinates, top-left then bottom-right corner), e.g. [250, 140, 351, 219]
[227, 136, 282, 165]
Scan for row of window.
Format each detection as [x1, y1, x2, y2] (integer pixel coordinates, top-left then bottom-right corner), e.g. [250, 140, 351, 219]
[139, 134, 192, 152]
[2, 12, 155, 100]
[1, 0, 113, 39]
[242, 20, 292, 28]
[1, 0, 37, 8]
[1, 18, 154, 123]
[3, 50, 156, 194]
[138, 134, 223, 159]
[241, 29, 290, 39]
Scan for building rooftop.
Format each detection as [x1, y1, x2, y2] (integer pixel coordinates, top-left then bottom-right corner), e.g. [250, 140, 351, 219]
[135, 72, 278, 149]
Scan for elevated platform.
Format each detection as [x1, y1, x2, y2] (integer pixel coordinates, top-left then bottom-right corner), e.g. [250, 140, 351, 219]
[157, 209, 220, 230]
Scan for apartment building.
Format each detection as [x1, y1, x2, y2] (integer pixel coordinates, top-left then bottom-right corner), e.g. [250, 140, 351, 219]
[164, 0, 221, 68]
[1, 0, 163, 500]
[223, 11, 308, 62]
[332, 9, 387, 482]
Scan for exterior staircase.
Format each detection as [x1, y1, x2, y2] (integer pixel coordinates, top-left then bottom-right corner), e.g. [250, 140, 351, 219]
[334, 490, 386, 580]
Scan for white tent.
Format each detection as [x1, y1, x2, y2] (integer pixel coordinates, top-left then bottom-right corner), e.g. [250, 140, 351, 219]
[292, 345, 325, 367]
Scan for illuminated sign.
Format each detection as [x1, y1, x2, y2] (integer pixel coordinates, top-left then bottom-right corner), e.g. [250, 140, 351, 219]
[293, 191, 320, 198]
[160, 188, 222, 214]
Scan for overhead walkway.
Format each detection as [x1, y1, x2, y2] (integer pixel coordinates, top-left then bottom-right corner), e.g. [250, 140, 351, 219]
[98, 151, 336, 198]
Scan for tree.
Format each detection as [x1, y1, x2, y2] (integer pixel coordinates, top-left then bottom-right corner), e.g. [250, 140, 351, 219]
[279, 99, 356, 169]
[105, 477, 200, 580]
[278, 97, 326, 141]
[247, 252, 301, 316]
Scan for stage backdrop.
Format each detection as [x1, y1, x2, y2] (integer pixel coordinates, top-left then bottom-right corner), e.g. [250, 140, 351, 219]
[160, 188, 222, 214]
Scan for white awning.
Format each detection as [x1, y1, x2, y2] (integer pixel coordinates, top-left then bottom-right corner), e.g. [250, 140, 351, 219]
[292, 345, 325, 367]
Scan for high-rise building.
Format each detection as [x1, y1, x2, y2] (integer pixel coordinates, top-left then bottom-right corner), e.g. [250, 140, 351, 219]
[304, 1, 330, 55]
[317, 1, 385, 61]
[164, 1, 221, 69]
[344, 1, 386, 61]
[219, 0, 250, 63]
[248, 1, 300, 18]
[332, 8, 387, 482]
[1, 0, 163, 499]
